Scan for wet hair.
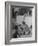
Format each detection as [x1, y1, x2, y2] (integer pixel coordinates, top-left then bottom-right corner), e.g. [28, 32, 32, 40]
[18, 8, 28, 15]
[22, 21, 25, 25]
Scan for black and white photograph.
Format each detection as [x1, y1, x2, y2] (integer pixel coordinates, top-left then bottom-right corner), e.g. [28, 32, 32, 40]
[5, 2, 37, 44]
[11, 6, 32, 38]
